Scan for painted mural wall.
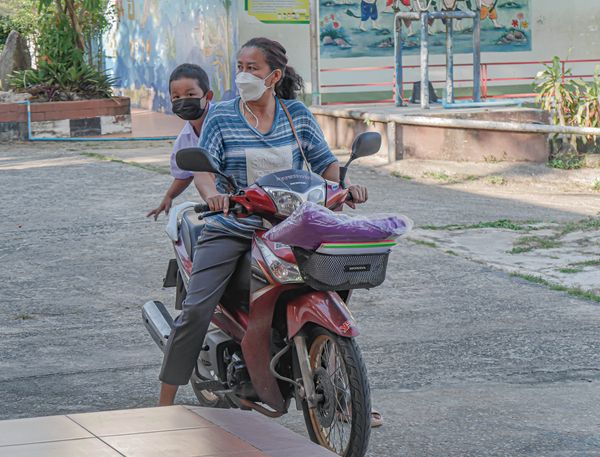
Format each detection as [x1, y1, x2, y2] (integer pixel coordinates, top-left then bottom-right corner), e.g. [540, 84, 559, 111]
[104, 0, 238, 111]
[320, 0, 532, 59]
[317, 0, 600, 95]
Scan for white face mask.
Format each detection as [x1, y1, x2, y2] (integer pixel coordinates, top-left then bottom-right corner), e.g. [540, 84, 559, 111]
[236, 70, 275, 102]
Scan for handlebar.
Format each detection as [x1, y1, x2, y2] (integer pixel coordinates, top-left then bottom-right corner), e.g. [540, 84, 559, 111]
[194, 203, 210, 213]
[194, 201, 243, 220]
[194, 188, 355, 218]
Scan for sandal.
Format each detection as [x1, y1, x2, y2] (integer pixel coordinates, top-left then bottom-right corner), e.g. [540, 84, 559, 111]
[370, 409, 384, 428]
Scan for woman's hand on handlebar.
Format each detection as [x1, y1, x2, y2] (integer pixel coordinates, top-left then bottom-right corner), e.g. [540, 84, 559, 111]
[346, 184, 368, 209]
[205, 193, 230, 215]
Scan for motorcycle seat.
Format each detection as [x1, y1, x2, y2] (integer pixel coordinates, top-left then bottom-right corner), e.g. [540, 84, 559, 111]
[181, 209, 205, 261]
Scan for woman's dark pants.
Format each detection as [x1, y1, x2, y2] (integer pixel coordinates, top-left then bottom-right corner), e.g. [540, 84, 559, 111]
[159, 232, 251, 386]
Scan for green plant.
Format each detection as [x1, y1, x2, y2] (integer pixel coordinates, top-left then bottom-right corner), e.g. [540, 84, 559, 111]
[548, 153, 585, 169]
[0, 15, 16, 48]
[560, 217, 600, 235]
[37, 0, 113, 67]
[410, 239, 437, 248]
[535, 57, 600, 157]
[510, 272, 600, 303]
[509, 235, 562, 254]
[558, 267, 583, 274]
[593, 180, 600, 192]
[534, 56, 582, 127]
[569, 258, 600, 267]
[423, 171, 451, 181]
[10, 60, 116, 101]
[0, 0, 39, 45]
[390, 171, 412, 180]
[421, 219, 537, 231]
[487, 175, 508, 185]
[575, 68, 600, 147]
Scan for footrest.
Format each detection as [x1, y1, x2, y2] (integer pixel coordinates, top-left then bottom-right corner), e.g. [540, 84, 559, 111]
[193, 379, 227, 391]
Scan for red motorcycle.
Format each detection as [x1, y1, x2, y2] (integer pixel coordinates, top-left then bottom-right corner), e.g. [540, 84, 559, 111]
[144, 132, 393, 457]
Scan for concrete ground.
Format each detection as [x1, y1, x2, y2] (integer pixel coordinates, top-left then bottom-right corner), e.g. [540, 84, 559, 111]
[1, 140, 599, 456]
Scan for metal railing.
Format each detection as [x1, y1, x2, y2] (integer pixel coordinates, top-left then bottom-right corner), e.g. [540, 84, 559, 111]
[319, 58, 600, 106]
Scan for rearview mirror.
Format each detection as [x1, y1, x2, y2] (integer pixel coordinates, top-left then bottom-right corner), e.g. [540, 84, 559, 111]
[176, 147, 220, 173]
[349, 132, 381, 162]
[176, 147, 240, 192]
[339, 132, 382, 188]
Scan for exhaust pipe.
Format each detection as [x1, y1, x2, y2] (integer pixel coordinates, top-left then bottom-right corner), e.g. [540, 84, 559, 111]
[142, 301, 174, 353]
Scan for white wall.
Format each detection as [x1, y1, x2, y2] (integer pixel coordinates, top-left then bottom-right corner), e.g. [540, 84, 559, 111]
[238, 0, 600, 97]
[238, 7, 313, 93]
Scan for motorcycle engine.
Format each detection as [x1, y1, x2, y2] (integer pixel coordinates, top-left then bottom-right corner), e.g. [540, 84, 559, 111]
[226, 352, 256, 399]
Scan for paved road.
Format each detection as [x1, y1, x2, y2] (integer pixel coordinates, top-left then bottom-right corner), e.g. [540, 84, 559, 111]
[1, 143, 599, 456]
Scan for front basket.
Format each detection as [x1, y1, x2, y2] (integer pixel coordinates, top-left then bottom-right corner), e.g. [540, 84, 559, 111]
[293, 247, 390, 291]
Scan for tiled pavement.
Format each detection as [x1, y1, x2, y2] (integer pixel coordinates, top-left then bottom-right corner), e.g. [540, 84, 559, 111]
[0, 406, 336, 457]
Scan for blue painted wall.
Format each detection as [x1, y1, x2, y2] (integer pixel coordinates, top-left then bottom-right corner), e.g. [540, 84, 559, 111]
[105, 0, 238, 112]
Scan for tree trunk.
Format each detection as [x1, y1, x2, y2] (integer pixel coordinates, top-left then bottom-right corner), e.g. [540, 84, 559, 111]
[64, 0, 86, 52]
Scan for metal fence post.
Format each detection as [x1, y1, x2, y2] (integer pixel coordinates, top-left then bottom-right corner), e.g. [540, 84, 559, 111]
[309, 0, 321, 106]
[420, 12, 430, 109]
[395, 14, 404, 107]
[472, 10, 482, 102]
[446, 17, 454, 104]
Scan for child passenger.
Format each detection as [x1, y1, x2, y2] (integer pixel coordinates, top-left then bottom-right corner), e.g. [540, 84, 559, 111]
[147, 64, 214, 220]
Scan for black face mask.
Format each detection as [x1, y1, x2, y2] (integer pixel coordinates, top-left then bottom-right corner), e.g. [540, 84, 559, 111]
[172, 97, 207, 121]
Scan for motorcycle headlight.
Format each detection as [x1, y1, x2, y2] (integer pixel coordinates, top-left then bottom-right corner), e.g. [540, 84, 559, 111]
[264, 188, 304, 217]
[255, 238, 304, 284]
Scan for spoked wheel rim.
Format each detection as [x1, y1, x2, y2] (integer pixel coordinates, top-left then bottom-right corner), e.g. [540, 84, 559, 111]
[308, 334, 353, 455]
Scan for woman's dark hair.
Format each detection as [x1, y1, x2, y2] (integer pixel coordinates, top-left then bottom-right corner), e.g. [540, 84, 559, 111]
[169, 63, 210, 94]
[240, 37, 304, 100]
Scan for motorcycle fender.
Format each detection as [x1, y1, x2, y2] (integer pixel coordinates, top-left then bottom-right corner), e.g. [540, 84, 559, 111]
[287, 291, 359, 339]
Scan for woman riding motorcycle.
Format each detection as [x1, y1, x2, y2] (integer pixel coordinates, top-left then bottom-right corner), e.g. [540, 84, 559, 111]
[158, 37, 374, 420]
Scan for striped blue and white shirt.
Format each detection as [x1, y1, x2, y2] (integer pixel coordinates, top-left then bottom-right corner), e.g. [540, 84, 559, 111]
[198, 96, 338, 238]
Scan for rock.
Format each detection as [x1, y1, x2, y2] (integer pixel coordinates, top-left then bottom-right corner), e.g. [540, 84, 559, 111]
[0, 90, 31, 103]
[0, 31, 31, 91]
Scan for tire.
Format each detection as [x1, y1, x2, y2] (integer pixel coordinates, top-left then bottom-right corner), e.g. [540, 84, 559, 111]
[301, 327, 371, 457]
[190, 371, 232, 409]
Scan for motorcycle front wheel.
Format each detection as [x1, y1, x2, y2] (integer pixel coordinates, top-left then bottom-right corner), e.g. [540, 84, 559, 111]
[301, 327, 371, 457]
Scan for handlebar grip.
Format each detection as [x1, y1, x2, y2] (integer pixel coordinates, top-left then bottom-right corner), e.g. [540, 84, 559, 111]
[194, 203, 210, 213]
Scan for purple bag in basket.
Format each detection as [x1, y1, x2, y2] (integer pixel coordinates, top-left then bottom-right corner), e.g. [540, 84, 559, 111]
[264, 202, 413, 250]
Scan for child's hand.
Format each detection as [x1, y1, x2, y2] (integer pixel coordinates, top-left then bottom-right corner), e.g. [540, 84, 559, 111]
[147, 196, 173, 221]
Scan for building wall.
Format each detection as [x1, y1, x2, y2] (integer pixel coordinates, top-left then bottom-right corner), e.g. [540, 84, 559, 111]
[238, 4, 313, 94]
[108, 0, 600, 109]
[241, 0, 600, 99]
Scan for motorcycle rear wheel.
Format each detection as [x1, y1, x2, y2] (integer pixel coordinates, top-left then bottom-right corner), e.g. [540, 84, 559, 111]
[301, 327, 371, 457]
